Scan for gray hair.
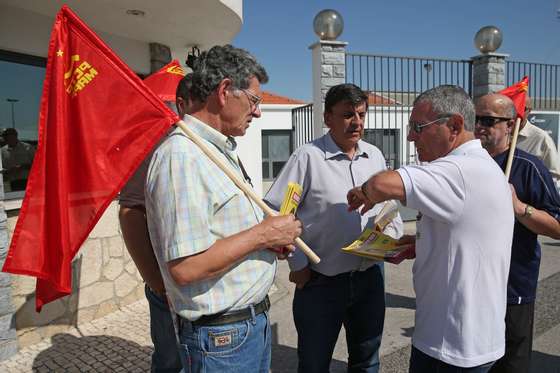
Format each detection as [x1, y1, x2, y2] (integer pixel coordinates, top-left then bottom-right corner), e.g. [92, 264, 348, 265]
[413, 85, 476, 131]
[190, 45, 268, 102]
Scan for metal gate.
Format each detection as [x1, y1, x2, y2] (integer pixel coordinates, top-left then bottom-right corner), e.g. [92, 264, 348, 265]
[345, 53, 473, 167]
[291, 103, 314, 148]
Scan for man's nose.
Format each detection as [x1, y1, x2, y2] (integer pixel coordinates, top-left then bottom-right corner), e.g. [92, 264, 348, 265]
[252, 105, 262, 118]
[406, 127, 417, 142]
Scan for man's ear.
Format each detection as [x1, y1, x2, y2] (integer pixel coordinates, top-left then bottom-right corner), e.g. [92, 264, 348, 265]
[324, 111, 332, 128]
[506, 118, 516, 133]
[447, 114, 464, 135]
[216, 78, 233, 107]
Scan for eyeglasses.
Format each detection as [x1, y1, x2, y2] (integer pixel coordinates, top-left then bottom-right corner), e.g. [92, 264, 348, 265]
[475, 116, 512, 128]
[407, 116, 450, 134]
[238, 89, 262, 112]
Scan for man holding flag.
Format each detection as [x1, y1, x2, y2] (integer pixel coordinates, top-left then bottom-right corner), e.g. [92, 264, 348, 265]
[474, 92, 560, 373]
[119, 70, 193, 373]
[516, 96, 560, 193]
[145, 45, 302, 372]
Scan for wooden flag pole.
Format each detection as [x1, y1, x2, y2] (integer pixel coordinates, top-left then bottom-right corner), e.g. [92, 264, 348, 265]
[504, 117, 522, 180]
[176, 120, 321, 264]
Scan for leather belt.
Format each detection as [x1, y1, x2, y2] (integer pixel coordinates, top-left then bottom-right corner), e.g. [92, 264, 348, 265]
[192, 295, 270, 327]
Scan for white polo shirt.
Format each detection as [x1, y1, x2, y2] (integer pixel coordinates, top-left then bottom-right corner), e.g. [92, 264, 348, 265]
[397, 139, 514, 367]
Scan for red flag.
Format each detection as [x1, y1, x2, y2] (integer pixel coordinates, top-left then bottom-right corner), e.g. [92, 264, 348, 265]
[499, 76, 529, 119]
[1, 5, 179, 311]
[144, 60, 186, 102]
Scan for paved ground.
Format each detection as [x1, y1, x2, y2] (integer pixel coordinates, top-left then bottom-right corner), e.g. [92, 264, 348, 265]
[1, 233, 560, 372]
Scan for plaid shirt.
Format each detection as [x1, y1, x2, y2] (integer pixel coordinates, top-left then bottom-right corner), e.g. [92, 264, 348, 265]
[146, 115, 276, 321]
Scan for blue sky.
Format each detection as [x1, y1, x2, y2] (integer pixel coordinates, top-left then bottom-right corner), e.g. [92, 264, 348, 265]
[233, 0, 560, 101]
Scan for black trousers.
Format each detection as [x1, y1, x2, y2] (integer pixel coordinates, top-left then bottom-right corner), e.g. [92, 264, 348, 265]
[490, 302, 535, 373]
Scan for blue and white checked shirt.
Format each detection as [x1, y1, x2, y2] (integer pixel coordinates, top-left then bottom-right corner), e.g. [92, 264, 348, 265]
[145, 114, 276, 321]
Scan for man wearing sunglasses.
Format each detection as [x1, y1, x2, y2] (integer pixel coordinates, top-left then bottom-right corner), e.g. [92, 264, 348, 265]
[474, 93, 560, 373]
[516, 96, 560, 194]
[348, 85, 514, 372]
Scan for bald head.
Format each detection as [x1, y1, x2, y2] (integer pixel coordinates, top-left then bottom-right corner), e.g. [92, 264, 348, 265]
[475, 93, 516, 119]
[474, 93, 516, 156]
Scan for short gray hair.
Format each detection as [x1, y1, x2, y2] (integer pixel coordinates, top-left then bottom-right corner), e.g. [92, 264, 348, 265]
[414, 85, 476, 131]
[190, 45, 268, 102]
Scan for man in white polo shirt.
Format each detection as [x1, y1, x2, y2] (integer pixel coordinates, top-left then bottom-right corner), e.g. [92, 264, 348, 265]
[347, 85, 514, 372]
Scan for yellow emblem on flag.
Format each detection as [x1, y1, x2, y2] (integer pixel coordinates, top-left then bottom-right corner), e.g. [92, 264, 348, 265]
[63, 54, 98, 97]
[166, 65, 185, 76]
[519, 82, 528, 92]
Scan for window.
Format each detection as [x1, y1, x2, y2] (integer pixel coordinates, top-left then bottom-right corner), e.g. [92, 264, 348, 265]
[363, 128, 400, 169]
[0, 50, 45, 197]
[262, 130, 293, 181]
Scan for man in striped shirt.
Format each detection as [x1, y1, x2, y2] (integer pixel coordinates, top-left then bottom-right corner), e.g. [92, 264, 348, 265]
[145, 45, 301, 373]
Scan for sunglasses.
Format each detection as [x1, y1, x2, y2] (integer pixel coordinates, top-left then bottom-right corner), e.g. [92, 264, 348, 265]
[475, 116, 512, 128]
[407, 116, 450, 134]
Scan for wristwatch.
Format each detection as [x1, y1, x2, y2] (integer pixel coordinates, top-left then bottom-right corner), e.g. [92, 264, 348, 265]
[522, 204, 534, 218]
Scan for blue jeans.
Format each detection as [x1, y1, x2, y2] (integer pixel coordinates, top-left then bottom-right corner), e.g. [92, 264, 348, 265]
[409, 346, 495, 373]
[145, 285, 184, 373]
[179, 308, 271, 373]
[293, 264, 385, 373]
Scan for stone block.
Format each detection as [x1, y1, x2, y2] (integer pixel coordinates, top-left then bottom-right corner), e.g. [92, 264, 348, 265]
[38, 323, 71, 339]
[473, 73, 505, 86]
[321, 77, 345, 88]
[115, 272, 138, 298]
[78, 281, 113, 309]
[103, 258, 123, 281]
[333, 65, 345, 78]
[0, 314, 15, 337]
[11, 274, 35, 297]
[321, 65, 333, 77]
[120, 285, 143, 306]
[125, 261, 138, 275]
[0, 340, 17, 361]
[0, 286, 14, 315]
[107, 236, 124, 258]
[89, 203, 119, 238]
[0, 272, 11, 288]
[94, 300, 118, 319]
[75, 306, 97, 325]
[321, 52, 345, 65]
[77, 240, 102, 287]
[15, 298, 66, 328]
[16, 329, 42, 347]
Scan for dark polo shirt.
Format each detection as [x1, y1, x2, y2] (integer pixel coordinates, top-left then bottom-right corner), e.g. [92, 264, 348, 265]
[494, 148, 560, 304]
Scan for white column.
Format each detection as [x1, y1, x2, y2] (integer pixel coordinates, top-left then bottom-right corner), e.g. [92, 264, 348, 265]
[310, 40, 348, 139]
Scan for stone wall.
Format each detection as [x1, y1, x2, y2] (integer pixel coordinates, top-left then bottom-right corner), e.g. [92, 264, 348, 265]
[8, 201, 145, 349]
[0, 158, 17, 360]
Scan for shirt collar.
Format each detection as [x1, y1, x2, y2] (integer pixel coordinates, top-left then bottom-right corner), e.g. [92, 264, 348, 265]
[447, 139, 483, 157]
[182, 114, 238, 157]
[323, 132, 369, 160]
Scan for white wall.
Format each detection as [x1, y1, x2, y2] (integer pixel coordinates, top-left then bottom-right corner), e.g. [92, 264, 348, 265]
[0, 4, 151, 74]
[236, 104, 299, 196]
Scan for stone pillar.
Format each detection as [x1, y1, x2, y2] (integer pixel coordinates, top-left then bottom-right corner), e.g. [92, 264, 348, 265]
[310, 40, 348, 139]
[149, 42, 172, 74]
[0, 156, 17, 361]
[471, 53, 508, 99]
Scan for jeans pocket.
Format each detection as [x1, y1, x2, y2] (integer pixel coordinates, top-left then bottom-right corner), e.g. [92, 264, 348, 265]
[199, 320, 251, 356]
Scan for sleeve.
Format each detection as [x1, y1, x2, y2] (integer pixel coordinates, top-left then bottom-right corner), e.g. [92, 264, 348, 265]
[540, 136, 560, 182]
[263, 149, 310, 271]
[396, 160, 466, 223]
[264, 149, 309, 211]
[527, 161, 560, 221]
[119, 154, 151, 208]
[146, 137, 215, 263]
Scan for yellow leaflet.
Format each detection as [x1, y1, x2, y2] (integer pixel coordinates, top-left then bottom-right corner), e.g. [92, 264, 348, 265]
[279, 182, 303, 215]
